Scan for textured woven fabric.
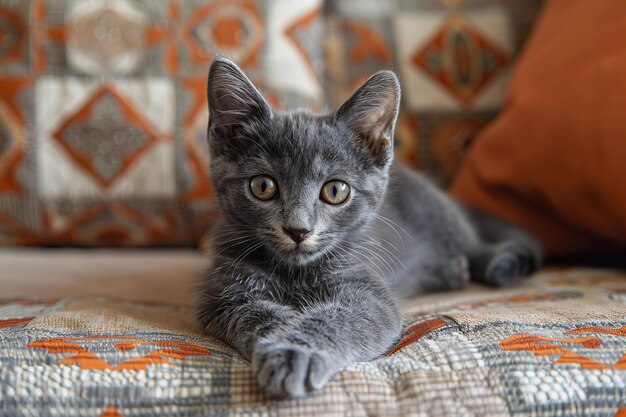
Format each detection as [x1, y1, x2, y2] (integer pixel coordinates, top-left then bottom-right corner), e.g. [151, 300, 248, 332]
[324, 0, 541, 184]
[0, 0, 323, 246]
[1, 268, 625, 416]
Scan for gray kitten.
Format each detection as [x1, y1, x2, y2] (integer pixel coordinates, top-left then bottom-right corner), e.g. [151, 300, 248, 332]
[197, 58, 542, 398]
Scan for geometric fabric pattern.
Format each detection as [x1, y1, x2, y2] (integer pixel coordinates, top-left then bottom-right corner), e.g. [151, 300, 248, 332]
[410, 13, 510, 107]
[1, 268, 624, 415]
[0, 0, 324, 246]
[325, 0, 542, 184]
[52, 87, 160, 188]
[397, 9, 513, 112]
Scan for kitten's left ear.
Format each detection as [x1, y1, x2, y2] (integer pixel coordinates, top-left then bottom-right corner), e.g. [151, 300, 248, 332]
[334, 71, 401, 166]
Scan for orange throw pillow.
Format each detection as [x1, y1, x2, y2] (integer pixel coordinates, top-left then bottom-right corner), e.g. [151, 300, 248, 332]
[450, 0, 626, 256]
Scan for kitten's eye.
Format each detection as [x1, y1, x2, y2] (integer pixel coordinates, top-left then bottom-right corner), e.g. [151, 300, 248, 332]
[249, 175, 278, 201]
[320, 180, 350, 205]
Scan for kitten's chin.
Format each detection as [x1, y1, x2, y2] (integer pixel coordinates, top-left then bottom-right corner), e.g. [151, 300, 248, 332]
[291, 250, 326, 266]
[270, 243, 326, 267]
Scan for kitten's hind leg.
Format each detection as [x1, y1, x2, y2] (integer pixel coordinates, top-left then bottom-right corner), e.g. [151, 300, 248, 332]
[463, 206, 542, 287]
[407, 255, 471, 294]
[469, 241, 539, 287]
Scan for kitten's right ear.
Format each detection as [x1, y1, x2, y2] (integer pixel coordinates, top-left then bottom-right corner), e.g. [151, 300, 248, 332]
[207, 58, 271, 146]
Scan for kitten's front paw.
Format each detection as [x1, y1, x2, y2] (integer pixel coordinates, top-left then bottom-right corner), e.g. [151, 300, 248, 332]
[252, 341, 338, 399]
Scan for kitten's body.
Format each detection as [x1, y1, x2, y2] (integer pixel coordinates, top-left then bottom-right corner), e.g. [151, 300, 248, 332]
[198, 58, 542, 399]
[370, 164, 540, 296]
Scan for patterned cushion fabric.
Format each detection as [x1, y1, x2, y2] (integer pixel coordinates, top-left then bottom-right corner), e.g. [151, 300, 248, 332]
[0, 0, 324, 246]
[324, 0, 542, 185]
[1, 269, 625, 416]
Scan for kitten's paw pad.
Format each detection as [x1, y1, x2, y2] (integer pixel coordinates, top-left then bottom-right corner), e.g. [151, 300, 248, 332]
[485, 245, 537, 287]
[253, 343, 336, 399]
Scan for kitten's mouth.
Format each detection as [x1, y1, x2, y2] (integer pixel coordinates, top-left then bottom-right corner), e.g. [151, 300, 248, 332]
[270, 240, 323, 265]
[290, 242, 316, 256]
[267, 229, 327, 265]
[294, 245, 318, 257]
[288, 249, 322, 265]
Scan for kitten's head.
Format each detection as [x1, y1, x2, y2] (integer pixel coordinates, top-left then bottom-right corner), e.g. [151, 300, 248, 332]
[207, 58, 400, 266]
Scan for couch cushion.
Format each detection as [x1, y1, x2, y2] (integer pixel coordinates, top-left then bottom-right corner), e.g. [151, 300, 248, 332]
[1, 268, 624, 416]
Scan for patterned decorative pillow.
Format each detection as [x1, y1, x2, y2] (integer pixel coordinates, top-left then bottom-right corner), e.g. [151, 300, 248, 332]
[324, 0, 542, 185]
[0, 0, 324, 246]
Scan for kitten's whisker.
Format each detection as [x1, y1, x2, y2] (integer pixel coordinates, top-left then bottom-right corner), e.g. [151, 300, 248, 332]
[214, 225, 257, 232]
[337, 245, 388, 289]
[213, 230, 257, 240]
[372, 215, 404, 244]
[353, 243, 395, 274]
[341, 245, 386, 281]
[228, 241, 264, 279]
[213, 237, 258, 258]
[359, 236, 398, 259]
[223, 241, 260, 278]
[359, 238, 403, 291]
[363, 232, 402, 254]
[360, 237, 407, 272]
[374, 214, 416, 243]
[209, 230, 257, 244]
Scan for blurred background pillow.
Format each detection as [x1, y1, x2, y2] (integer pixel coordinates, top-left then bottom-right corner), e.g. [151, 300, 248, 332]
[451, 0, 626, 256]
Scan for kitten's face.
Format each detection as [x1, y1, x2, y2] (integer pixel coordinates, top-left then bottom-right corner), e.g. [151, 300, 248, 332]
[207, 58, 400, 266]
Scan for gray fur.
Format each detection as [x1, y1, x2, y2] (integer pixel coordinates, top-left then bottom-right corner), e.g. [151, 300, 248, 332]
[197, 58, 542, 398]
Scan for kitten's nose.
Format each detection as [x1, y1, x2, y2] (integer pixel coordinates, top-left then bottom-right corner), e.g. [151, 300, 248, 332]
[282, 227, 311, 244]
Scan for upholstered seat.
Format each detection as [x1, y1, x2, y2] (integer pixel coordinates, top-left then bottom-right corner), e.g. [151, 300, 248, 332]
[1, 250, 624, 416]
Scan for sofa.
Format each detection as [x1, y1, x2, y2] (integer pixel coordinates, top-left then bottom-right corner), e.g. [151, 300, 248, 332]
[1, 251, 625, 416]
[1, 0, 625, 416]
